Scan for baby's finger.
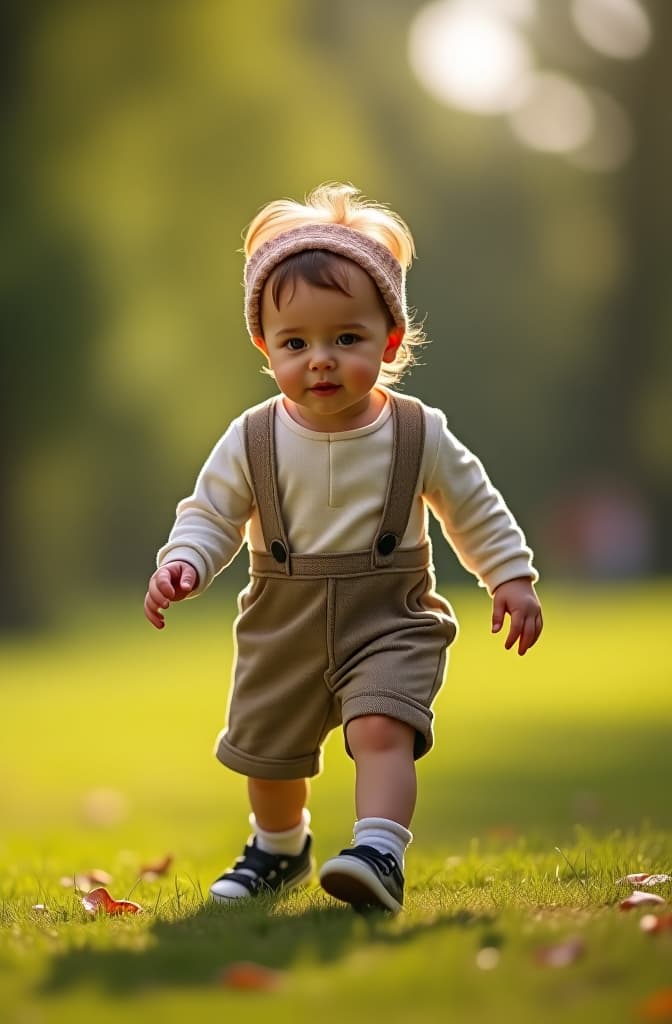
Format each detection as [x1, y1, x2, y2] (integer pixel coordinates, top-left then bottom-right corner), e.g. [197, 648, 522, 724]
[517, 615, 537, 656]
[144, 592, 165, 630]
[177, 564, 197, 594]
[491, 592, 506, 633]
[504, 611, 524, 650]
[149, 573, 174, 605]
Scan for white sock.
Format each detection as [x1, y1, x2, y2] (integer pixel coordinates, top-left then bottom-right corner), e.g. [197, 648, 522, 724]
[353, 816, 413, 870]
[250, 808, 311, 855]
[210, 809, 311, 900]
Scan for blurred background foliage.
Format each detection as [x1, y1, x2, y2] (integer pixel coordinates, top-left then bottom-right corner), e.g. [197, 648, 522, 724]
[2, 0, 670, 629]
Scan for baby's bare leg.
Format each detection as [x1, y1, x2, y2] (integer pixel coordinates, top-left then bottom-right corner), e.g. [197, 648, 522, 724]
[319, 715, 415, 911]
[248, 776, 310, 831]
[346, 715, 416, 827]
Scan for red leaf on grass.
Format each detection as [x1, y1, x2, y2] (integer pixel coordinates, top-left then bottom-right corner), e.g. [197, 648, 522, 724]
[81, 887, 143, 915]
[533, 936, 585, 968]
[617, 873, 671, 886]
[620, 891, 666, 910]
[140, 854, 173, 881]
[636, 988, 672, 1021]
[218, 961, 284, 991]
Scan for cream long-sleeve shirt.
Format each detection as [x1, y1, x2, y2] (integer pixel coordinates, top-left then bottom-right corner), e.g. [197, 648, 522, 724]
[158, 389, 538, 596]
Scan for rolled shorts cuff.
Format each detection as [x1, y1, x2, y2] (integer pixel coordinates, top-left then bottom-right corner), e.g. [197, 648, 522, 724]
[214, 731, 324, 780]
[341, 690, 435, 760]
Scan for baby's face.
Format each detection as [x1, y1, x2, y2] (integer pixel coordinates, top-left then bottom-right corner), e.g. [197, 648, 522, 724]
[255, 263, 402, 432]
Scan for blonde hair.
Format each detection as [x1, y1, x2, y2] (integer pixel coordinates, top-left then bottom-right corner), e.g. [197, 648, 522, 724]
[243, 183, 427, 385]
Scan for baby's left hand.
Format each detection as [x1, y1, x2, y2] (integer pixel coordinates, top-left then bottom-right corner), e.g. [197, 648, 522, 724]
[491, 578, 543, 656]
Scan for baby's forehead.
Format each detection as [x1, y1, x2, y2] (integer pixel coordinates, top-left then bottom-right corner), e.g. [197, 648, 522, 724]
[263, 251, 385, 313]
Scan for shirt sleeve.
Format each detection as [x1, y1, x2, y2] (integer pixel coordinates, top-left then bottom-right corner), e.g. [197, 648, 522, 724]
[423, 407, 538, 595]
[156, 416, 253, 595]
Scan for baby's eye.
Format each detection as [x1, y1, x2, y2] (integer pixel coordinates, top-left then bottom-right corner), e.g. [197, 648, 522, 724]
[336, 333, 360, 346]
[285, 337, 306, 351]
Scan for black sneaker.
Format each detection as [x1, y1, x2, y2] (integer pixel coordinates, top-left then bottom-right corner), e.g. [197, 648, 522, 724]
[209, 834, 314, 902]
[319, 845, 404, 913]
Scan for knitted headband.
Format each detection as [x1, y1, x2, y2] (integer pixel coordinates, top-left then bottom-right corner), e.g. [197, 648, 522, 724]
[244, 223, 407, 338]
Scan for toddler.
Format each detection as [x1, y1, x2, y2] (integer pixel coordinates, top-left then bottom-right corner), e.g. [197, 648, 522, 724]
[144, 183, 543, 913]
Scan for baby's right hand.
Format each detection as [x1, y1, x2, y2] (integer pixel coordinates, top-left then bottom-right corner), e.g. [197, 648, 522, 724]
[144, 561, 199, 630]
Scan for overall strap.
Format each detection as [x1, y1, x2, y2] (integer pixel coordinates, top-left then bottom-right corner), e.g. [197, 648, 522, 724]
[372, 392, 426, 568]
[244, 393, 427, 576]
[244, 400, 292, 575]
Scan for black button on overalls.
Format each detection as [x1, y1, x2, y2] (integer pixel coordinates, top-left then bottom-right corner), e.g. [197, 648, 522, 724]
[377, 533, 397, 556]
[270, 539, 288, 563]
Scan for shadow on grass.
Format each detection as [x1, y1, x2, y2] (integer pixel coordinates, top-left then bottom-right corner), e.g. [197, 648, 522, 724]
[38, 897, 495, 996]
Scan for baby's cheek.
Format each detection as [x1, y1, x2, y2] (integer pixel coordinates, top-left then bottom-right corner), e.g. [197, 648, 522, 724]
[349, 358, 382, 387]
[274, 364, 299, 389]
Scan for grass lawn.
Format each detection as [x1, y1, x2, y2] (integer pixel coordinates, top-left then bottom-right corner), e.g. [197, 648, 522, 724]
[1, 581, 671, 1023]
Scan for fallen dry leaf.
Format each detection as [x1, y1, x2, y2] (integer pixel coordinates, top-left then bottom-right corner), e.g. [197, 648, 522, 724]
[636, 988, 672, 1021]
[620, 891, 666, 910]
[533, 936, 585, 968]
[640, 914, 672, 935]
[617, 873, 671, 886]
[140, 854, 173, 881]
[81, 887, 143, 915]
[218, 961, 284, 991]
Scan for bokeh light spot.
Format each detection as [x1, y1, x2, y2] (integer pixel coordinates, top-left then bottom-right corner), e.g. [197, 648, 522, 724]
[571, 0, 651, 59]
[408, 0, 533, 114]
[508, 72, 594, 153]
[566, 89, 634, 171]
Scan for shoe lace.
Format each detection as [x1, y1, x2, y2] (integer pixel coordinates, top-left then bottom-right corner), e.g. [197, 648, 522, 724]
[338, 845, 399, 877]
[233, 843, 286, 881]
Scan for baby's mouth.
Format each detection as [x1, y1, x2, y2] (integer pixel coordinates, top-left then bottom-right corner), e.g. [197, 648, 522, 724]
[310, 383, 341, 394]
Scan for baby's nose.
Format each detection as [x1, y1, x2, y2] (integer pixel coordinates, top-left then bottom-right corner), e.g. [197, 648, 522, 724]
[309, 346, 336, 369]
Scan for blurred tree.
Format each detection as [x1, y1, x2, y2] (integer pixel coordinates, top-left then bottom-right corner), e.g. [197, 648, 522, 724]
[2, 3, 103, 627]
[1, 0, 391, 627]
[589, 0, 672, 566]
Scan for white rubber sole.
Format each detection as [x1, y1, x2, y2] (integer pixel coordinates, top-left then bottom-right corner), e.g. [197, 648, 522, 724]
[319, 855, 403, 914]
[209, 859, 315, 903]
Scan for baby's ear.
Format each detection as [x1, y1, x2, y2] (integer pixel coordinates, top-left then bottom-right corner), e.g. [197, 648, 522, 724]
[251, 335, 269, 356]
[382, 328, 404, 363]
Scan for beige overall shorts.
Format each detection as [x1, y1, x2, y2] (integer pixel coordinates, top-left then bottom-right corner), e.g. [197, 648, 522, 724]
[215, 393, 458, 780]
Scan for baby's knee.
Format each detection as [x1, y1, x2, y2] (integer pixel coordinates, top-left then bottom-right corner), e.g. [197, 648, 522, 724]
[346, 714, 415, 756]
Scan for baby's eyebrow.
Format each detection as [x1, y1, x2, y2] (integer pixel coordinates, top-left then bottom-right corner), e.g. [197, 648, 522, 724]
[275, 322, 368, 336]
